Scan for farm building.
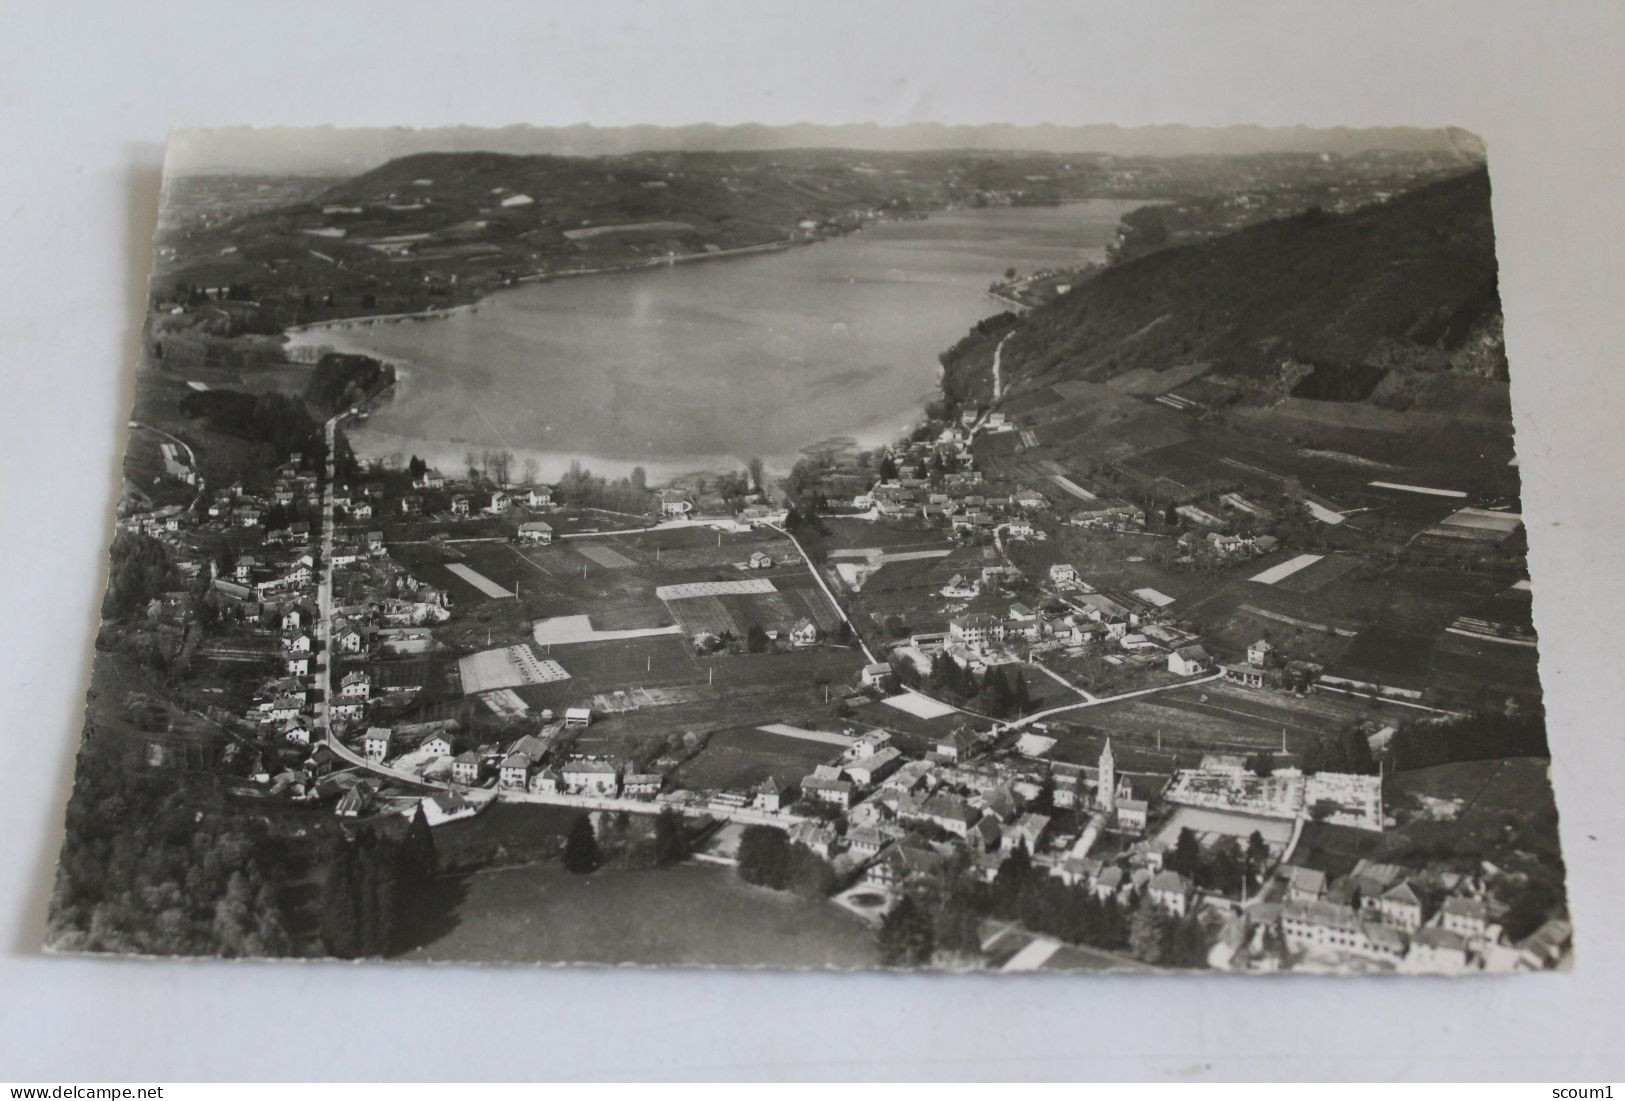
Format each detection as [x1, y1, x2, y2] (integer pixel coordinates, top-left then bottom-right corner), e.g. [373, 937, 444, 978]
[518, 521, 554, 544]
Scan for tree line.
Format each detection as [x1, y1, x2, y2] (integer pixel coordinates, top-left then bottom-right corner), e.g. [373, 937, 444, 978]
[1387, 707, 1549, 772]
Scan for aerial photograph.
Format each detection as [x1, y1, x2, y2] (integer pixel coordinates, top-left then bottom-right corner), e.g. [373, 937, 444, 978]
[47, 122, 1569, 974]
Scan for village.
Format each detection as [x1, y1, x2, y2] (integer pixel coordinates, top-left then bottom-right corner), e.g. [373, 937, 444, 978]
[105, 355, 1568, 975]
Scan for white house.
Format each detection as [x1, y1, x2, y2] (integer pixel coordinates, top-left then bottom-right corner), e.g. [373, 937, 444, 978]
[1168, 645, 1212, 676]
[517, 521, 554, 544]
[753, 775, 791, 812]
[451, 751, 482, 785]
[363, 727, 393, 763]
[499, 752, 534, 790]
[948, 613, 1003, 650]
[562, 760, 621, 796]
[341, 671, 371, 699]
[329, 699, 364, 724]
[1149, 870, 1192, 916]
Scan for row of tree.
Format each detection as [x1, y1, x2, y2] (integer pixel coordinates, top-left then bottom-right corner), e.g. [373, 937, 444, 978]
[554, 460, 655, 515]
[1388, 707, 1549, 771]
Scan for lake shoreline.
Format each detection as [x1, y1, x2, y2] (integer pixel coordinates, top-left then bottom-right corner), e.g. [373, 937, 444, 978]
[284, 230, 832, 336]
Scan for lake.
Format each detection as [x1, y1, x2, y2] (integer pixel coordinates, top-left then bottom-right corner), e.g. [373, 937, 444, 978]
[299, 199, 1143, 481]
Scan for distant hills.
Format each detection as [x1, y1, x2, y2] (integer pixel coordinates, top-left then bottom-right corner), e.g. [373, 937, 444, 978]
[168, 123, 1486, 177]
[950, 168, 1505, 415]
[155, 148, 1128, 315]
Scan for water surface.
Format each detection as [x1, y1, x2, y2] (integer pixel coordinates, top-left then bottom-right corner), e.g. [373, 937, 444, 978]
[306, 200, 1142, 479]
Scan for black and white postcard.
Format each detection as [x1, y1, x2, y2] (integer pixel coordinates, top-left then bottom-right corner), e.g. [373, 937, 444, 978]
[47, 123, 1569, 975]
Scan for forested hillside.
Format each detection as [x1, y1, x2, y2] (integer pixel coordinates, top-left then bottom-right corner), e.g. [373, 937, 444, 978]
[949, 169, 1504, 411]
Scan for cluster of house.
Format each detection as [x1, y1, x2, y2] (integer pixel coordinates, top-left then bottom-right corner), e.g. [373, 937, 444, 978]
[864, 473, 1054, 538]
[656, 489, 790, 527]
[1245, 861, 1568, 974]
[394, 466, 555, 523]
[899, 564, 1207, 678]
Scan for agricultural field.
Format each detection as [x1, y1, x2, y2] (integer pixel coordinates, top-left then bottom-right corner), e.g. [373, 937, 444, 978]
[1428, 630, 1544, 711]
[661, 576, 842, 639]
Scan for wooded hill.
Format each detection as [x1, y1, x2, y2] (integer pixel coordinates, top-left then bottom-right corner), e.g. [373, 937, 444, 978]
[947, 169, 1505, 413]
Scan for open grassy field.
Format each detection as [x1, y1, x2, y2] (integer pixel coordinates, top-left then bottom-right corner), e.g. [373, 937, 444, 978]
[1429, 630, 1543, 710]
[402, 862, 878, 969]
[674, 726, 840, 790]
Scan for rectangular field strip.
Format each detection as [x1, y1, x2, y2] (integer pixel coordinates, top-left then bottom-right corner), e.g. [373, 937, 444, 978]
[1249, 554, 1325, 585]
[444, 562, 515, 599]
[657, 578, 777, 600]
[458, 645, 570, 693]
[576, 544, 636, 569]
[1368, 481, 1467, 498]
[758, 723, 857, 747]
[662, 594, 739, 637]
[881, 692, 958, 720]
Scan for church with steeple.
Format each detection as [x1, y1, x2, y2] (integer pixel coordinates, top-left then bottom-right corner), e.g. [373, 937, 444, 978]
[1095, 738, 1142, 830]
